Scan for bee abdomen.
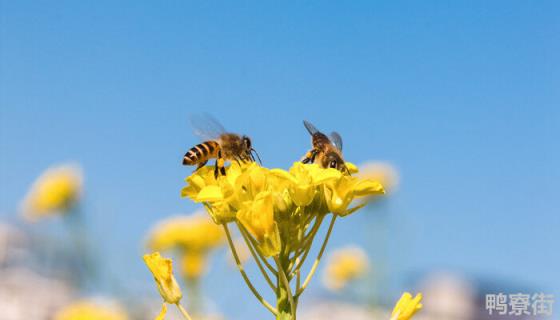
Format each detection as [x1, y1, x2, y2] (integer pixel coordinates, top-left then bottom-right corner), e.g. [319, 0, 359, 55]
[183, 141, 219, 165]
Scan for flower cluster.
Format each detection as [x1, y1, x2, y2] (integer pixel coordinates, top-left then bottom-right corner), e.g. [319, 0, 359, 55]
[181, 162, 384, 258]
[179, 161, 384, 319]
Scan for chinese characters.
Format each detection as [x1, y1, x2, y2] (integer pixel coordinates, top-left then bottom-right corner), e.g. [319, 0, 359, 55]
[486, 293, 554, 316]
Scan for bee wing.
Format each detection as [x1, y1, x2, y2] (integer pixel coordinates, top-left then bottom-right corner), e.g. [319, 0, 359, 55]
[189, 113, 227, 141]
[330, 131, 343, 151]
[303, 120, 320, 136]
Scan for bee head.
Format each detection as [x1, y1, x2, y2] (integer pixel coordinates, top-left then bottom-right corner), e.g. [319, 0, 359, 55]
[242, 135, 262, 164]
[325, 152, 348, 173]
[242, 135, 252, 149]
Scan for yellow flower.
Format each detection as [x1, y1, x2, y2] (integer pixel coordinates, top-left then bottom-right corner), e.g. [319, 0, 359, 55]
[143, 252, 183, 304]
[358, 161, 399, 194]
[147, 213, 224, 252]
[20, 164, 83, 221]
[237, 191, 281, 257]
[271, 162, 341, 207]
[271, 163, 315, 206]
[391, 292, 423, 320]
[181, 163, 245, 223]
[323, 174, 384, 216]
[322, 246, 369, 291]
[54, 299, 128, 320]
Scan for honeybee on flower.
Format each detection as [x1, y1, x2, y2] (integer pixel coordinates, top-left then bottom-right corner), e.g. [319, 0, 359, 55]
[182, 115, 261, 178]
[301, 120, 349, 173]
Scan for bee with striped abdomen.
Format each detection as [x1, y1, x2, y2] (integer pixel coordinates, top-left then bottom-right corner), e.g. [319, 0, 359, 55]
[183, 115, 261, 178]
[301, 120, 349, 174]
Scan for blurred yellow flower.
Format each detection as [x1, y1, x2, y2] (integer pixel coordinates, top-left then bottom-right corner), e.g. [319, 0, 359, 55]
[147, 213, 224, 252]
[143, 252, 183, 304]
[391, 292, 423, 320]
[20, 164, 83, 221]
[54, 299, 128, 320]
[322, 246, 369, 291]
[358, 161, 399, 194]
[146, 213, 224, 281]
[180, 251, 207, 280]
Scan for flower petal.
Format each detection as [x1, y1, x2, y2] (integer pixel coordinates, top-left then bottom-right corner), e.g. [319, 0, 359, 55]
[313, 168, 342, 184]
[346, 162, 359, 174]
[143, 252, 183, 304]
[196, 185, 224, 202]
[353, 179, 385, 196]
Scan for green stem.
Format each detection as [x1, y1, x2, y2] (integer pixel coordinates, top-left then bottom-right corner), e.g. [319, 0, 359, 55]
[176, 302, 194, 320]
[275, 256, 296, 319]
[295, 214, 337, 298]
[295, 258, 301, 292]
[290, 215, 324, 278]
[237, 222, 278, 276]
[275, 255, 295, 320]
[223, 224, 278, 316]
[238, 223, 277, 291]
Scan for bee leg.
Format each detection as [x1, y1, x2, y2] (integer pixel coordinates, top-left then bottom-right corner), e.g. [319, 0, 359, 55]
[196, 160, 208, 171]
[215, 150, 226, 177]
[233, 154, 242, 166]
[302, 149, 318, 164]
[214, 160, 219, 179]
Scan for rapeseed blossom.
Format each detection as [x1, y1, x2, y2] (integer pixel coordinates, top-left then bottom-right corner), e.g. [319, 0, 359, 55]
[181, 161, 384, 319]
[322, 246, 369, 291]
[21, 164, 83, 221]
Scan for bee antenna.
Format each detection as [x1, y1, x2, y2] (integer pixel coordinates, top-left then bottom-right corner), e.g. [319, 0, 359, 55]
[251, 148, 262, 165]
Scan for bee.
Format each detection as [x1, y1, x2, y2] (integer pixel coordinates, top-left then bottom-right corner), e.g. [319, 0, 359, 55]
[183, 115, 261, 178]
[301, 120, 349, 173]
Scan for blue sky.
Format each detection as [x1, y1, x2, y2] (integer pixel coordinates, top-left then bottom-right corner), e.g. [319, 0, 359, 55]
[1, 1, 559, 318]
